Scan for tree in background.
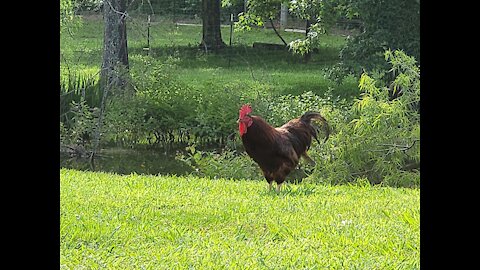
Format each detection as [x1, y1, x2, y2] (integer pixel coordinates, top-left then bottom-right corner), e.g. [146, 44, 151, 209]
[235, 0, 288, 45]
[201, 0, 226, 51]
[288, 0, 338, 61]
[92, 0, 131, 161]
[101, 0, 130, 91]
[235, 0, 420, 81]
[333, 0, 420, 81]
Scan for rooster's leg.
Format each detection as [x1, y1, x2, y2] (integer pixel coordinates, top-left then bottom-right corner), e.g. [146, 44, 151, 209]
[268, 182, 273, 192]
[276, 182, 283, 193]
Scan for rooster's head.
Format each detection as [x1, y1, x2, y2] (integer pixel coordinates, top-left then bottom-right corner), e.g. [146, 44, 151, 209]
[238, 104, 253, 136]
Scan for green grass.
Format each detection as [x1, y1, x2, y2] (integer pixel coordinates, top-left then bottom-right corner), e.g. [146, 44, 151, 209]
[61, 169, 419, 269]
[61, 14, 357, 99]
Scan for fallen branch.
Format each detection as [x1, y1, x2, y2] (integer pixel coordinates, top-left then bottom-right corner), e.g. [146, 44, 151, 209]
[371, 139, 420, 152]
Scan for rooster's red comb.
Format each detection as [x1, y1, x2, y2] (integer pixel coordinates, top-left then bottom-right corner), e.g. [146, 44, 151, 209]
[239, 104, 252, 117]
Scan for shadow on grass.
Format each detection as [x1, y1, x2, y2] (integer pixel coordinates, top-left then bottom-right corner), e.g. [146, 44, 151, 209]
[129, 44, 342, 70]
[128, 44, 359, 100]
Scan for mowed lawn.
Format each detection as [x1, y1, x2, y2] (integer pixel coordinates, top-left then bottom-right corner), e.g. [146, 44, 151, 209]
[60, 169, 419, 269]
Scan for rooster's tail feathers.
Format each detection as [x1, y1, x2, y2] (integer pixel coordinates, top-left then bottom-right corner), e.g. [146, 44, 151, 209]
[300, 111, 330, 143]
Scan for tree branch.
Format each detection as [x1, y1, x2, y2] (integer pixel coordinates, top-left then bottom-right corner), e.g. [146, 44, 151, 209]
[370, 139, 419, 153]
[269, 19, 287, 46]
[104, 0, 129, 20]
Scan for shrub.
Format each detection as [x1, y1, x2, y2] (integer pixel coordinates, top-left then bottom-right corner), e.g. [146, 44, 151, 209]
[102, 55, 278, 147]
[176, 145, 263, 180]
[325, 0, 420, 83]
[103, 55, 198, 146]
[60, 68, 101, 126]
[102, 56, 276, 147]
[309, 50, 420, 187]
[192, 80, 272, 144]
[60, 98, 99, 147]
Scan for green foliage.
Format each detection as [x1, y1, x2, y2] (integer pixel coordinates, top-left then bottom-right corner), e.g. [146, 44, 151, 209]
[336, 0, 420, 78]
[242, 0, 285, 21]
[288, 0, 338, 34]
[126, 0, 201, 17]
[193, 80, 272, 141]
[235, 0, 419, 81]
[309, 50, 420, 187]
[263, 90, 347, 127]
[236, 0, 344, 56]
[235, 12, 266, 31]
[102, 55, 278, 147]
[60, 0, 82, 34]
[103, 55, 195, 146]
[73, 0, 102, 12]
[61, 98, 100, 147]
[60, 68, 101, 126]
[176, 145, 263, 180]
[60, 0, 74, 29]
[60, 66, 102, 150]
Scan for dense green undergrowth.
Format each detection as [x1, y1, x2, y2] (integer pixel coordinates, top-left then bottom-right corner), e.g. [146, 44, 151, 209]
[60, 169, 419, 269]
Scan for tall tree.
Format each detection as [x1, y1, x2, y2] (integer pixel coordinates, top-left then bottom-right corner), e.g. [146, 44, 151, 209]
[201, 0, 226, 51]
[92, 0, 130, 163]
[101, 0, 129, 92]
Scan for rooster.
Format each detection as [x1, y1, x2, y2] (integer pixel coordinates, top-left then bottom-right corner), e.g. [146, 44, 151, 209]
[238, 104, 330, 192]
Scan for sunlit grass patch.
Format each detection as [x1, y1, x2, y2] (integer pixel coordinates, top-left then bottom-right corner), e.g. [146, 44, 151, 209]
[61, 169, 419, 269]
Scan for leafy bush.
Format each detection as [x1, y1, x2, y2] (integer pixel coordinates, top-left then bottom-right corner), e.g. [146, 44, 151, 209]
[309, 50, 420, 187]
[176, 145, 263, 180]
[60, 0, 82, 33]
[102, 55, 197, 146]
[333, 0, 420, 81]
[60, 68, 101, 126]
[60, 98, 99, 147]
[102, 56, 275, 147]
[192, 80, 272, 143]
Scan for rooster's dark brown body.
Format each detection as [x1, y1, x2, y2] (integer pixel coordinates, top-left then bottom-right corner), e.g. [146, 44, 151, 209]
[240, 111, 329, 192]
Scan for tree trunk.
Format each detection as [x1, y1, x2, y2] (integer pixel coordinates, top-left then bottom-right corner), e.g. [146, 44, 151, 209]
[201, 0, 226, 51]
[91, 0, 130, 165]
[101, 0, 129, 93]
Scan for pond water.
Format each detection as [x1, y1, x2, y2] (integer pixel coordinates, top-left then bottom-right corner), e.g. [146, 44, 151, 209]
[60, 146, 312, 182]
[60, 147, 193, 176]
